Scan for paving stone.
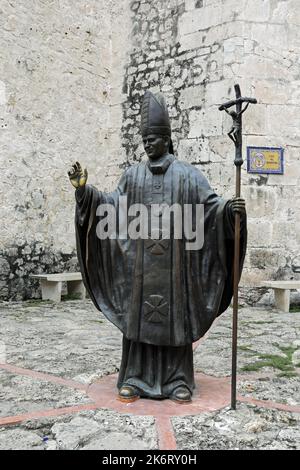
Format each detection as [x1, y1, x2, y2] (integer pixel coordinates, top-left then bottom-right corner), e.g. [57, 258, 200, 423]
[0, 409, 157, 450]
[0, 428, 44, 450]
[238, 377, 300, 406]
[81, 433, 147, 450]
[0, 299, 299, 450]
[51, 416, 102, 450]
[194, 307, 300, 380]
[0, 370, 91, 417]
[0, 300, 122, 382]
[172, 404, 300, 450]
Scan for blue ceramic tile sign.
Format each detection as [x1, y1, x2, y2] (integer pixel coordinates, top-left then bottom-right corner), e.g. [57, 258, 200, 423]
[247, 146, 284, 174]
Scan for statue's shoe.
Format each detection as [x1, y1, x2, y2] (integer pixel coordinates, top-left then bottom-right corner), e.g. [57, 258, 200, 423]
[118, 385, 140, 400]
[170, 386, 192, 403]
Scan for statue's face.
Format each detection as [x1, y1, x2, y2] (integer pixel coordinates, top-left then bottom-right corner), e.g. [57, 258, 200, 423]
[143, 134, 168, 160]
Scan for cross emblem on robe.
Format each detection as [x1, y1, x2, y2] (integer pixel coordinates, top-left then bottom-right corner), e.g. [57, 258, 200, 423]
[145, 237, 169, 255]
[144, 295, 169, 323]
[145, 227, 169, 255]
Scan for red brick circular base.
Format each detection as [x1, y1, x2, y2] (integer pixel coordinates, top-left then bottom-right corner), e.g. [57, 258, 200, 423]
[87, 372, 232, 417]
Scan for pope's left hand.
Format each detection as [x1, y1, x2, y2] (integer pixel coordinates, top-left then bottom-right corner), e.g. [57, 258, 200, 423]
[229, 197, 246, 215]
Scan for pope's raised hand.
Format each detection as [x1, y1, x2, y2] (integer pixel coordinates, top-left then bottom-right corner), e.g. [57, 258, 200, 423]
[68, 161, 88, 188]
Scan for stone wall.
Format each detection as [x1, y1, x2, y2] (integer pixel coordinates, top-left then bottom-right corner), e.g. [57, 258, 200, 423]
[0, 0, 131, 299]
[0, 0, 299, 303]
[122, 0, 300, 305]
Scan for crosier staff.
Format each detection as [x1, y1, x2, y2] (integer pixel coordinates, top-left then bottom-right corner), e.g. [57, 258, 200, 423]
[219, 84, 257, 410]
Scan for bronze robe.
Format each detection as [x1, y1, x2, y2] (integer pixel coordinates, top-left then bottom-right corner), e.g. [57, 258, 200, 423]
[75, 154, 247, 397]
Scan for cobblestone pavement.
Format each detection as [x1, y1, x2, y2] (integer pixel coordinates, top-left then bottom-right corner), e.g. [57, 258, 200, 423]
[0, 299, 299, 450]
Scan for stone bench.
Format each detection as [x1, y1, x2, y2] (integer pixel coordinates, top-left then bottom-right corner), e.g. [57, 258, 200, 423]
[31, 272, 86, 302]
[261, 281, 300, 313]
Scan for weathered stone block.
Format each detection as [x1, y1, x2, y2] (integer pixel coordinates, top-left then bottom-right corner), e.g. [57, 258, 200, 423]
[242, 186, 278, 219]
[208, 136, 231, 163]
[195, 162, 221, 187]
[243, 104, 267, 135]
[266, 105, 300, 142]
[249, 248, 287, 270]
[242, 0, 270, 22]
[285, 0, 300, 25]
[271, 221, 296, 249]
[253, 80, 289, 105]
[271, 1, 288, 23]
[250, 23, 288, 49]
[189, 107, 223, 138]
[0, 81, 6, 105]
[178, 137, 210, 164]
[178, 4, 222, 37]
[0, 258, 10, 277]
[268, 160, 300, 186]
[204, 79, 234, 106]
[219, 163, 235, 187]
[247, 220, 273, 248]
[241, 267, 270, 287]
[185, 0, 197, 11]
[178, 85, 204, 109]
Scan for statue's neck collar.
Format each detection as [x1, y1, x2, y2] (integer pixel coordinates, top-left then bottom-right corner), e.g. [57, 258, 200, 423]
[147, 153, 175, 175]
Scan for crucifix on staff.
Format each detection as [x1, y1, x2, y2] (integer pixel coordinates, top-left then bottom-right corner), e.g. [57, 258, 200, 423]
[219, 84, 257, 410]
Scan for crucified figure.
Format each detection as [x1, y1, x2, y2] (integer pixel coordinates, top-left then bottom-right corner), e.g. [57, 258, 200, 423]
[223, 102, 250, 146]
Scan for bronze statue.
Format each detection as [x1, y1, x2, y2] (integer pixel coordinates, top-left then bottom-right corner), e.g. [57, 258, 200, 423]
[68, 91, 246, 403]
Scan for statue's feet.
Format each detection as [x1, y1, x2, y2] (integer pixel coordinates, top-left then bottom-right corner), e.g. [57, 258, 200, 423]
[170, 386, 192, 403]
[118, 385, 140, 401]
